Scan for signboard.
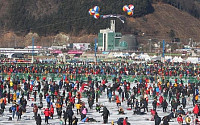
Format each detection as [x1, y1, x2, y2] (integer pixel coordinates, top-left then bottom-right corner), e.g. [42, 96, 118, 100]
[68, 50, 83, 54]
[73, 43, 90, 50]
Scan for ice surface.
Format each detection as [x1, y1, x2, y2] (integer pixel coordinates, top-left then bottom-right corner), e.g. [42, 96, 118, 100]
[0, 81, 196, 125]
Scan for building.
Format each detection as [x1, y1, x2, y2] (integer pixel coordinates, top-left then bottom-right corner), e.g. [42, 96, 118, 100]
[98, 20, 122, 51]
[118, 34, 138, 51]
[98, 20, 137, 51]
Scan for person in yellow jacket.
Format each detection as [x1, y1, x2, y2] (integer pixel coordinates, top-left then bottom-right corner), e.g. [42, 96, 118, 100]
[56, 102, 61, 109]
[111, 120, 114, 125]
[75, 103, 82, 115]
[174, 83, 178, 87]
[0, 98, 3, 104]
[10, 81, 13, 88]
[167, 82, 170, 87]
[13, 93, 17, 102]
[195, 94, 199, 104]
[185, 115, 191, 125]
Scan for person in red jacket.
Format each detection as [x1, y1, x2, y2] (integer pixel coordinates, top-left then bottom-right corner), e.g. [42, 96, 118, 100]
[123, 117, 128, 125]
[159, 95, 163, 104]
[177, 114, 183, 125]
[193, 104, 199, 117]
[44, 108, 50, 124]
[50, 104, 54, 119]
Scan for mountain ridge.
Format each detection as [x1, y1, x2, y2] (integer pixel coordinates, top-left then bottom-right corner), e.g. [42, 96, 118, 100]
[0, 2, 199, 49]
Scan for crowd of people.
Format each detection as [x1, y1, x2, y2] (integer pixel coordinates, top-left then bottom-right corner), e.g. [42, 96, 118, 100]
[0, 61, 199, 77]
[0, 61, 200, 125]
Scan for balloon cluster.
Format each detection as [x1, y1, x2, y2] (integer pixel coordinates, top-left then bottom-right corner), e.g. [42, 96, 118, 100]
[123, 4, 134, 16]
[88, 6, 100, 19]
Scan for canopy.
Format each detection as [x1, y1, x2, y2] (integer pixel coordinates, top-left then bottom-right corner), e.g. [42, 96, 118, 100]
[185, 57, 199, 64]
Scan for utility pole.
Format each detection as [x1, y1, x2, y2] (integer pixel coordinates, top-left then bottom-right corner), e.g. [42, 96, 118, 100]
[94, 38, 97, 63]
[149, 39, 152, 52]
[14, 35, 16, 48]
[189, 38, 192, 47]
[32, 37, 34, 63]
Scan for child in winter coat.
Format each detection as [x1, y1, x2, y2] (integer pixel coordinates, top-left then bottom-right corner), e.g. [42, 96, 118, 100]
[193, 104, 199, 117]
[35, 114, 42, 125]
[96, 104, 101, 113]
[123, 117, 128, 125]
[81, 107, 87, 120]
[177, 114, 183, 125]
[50, 104, 54, 119]
[44, 108, 50, 124]
[72, 116, 78, 125]
[118, 107, 125, 114]
[75, 103, 82, 115]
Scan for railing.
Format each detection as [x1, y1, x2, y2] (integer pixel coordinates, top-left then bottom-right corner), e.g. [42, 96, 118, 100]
[0, 73, 198, 84]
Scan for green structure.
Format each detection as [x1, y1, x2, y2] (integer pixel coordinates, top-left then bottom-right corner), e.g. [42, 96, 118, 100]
[98, 20, 137, 51]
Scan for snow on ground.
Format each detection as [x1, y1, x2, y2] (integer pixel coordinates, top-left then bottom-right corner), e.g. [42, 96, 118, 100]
[0, 81, 196, 125]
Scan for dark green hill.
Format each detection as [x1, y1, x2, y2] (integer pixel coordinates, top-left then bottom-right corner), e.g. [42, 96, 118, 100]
[1, 0, 153, 36]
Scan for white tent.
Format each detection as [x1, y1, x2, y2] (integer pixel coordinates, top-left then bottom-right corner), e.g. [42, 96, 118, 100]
[123, 53, 130, 57]
[138, 53, 151, 61]
[151, 55, 157, 59]
[151, 56, 161, 61]
[172, 56, 179, 62]
[130, 53, 136, 58]
[113, 52, 124, 57]
[185, 57, 199, 64]
[165, 56, 172, 61]
[178, 57, 183, 63]
[107, 52, 115, 58]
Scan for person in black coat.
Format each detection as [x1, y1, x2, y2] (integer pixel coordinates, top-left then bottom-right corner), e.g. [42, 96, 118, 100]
[66, 107, 74, 125]
[102, 106, 110, 124]
[35, 114, 42, 125]
[8, 91, 10, 103]
[162, 116, 169, 125]
[57, 108, 62, 119]
[143, 98, 148, 112]
[152, 99, 157, 111]
[39, 93, 43, 102]
[63, 110, 68, 125]
[162, 99, 168, 112]
[182, 96, 186, 108]
[34, 90, 37, 102]
[1, 101, 5, 112]
[154, 112, 161, 125]
[88, 97, 94, 109]
[17, 106, 23, 120]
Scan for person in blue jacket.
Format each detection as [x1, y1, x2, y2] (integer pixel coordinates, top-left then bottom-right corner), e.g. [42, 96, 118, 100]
[11, 104, 16, 119]
[46, 95, 51, 107]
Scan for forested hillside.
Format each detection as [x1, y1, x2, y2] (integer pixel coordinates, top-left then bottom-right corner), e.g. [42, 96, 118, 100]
[0, 0, 153, 36]
[0, 0, 200, 47]
[157, 0, 200, 18]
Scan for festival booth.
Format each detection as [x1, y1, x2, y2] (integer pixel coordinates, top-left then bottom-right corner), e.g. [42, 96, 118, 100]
[113, 52, 124, 58]
[135, 53, 151, 61]
[130, 53, 136, 58]
[164, 56, 172, 62]
[185, 57, 199, 64]
[178, 57, 183, 63]
[151, 56, 161, 62]
[172, 56, 183, 63]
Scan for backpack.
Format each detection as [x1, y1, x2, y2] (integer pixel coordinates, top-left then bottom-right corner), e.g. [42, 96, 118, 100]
[188, 117, 191, 122]
[158, 116, 161, 124]
[186, 117, 191, 123]
[117, 118, 123, 125]
[8, 117, 12, 121]
[9, 107, 12, 113]
[0, 109, 3, 114]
